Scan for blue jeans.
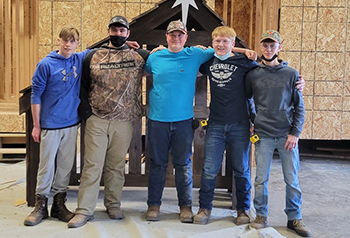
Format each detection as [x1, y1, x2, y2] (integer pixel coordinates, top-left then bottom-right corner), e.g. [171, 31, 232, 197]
[254, 136, 302, 220]
[199, 120, 251, 211]
[147, 119, 193, 207]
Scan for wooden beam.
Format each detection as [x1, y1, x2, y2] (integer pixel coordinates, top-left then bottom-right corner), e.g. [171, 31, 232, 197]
[22, 0, 30, 90]
[254, 0, 263, 54]
[249, 0, 254, 49]
[0, 0, 3, 99]
[4, 0, 11, 102]
[230, 0, 234, 27]
[30, 0, 39, 82]
[0, 148, 26, 154]
[223, 0, 228, 24]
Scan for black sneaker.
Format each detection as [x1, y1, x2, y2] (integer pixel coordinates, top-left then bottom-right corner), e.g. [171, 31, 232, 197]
[287, 219, 312, 237]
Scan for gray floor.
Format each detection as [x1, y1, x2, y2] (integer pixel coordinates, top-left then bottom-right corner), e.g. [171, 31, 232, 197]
[1, 158, 349, 238]
[258, 157, 350, 238]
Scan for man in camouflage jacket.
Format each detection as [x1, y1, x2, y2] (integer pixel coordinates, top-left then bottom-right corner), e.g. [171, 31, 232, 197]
[68, 16, 149, 228]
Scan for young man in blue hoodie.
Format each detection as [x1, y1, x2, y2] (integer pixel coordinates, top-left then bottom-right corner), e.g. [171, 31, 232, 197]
[24, 26, 90, 226]
[246, 30, 312, 237]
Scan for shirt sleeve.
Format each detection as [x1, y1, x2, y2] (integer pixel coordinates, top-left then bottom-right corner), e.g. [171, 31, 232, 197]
[144, 54, 153, 75]
[136, 49, 150, 62]
[199, 59, 211, 75]
[78, 50, 96, 121]
[245, 70, 253, 100]
[31, 60, 49, 105]
[197, 47, 215, 64]
[291, 71, 305, 137]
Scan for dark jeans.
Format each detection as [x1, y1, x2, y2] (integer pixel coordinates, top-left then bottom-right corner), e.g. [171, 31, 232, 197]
[147, 118, 194, 207]
[199, 120, 251, 211]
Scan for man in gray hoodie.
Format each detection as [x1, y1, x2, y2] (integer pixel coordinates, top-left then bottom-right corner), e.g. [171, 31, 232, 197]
[246, 30, 311, 237]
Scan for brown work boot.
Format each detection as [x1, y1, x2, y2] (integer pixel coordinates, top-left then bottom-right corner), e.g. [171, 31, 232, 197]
[287, 219, 312, 237]
[179, 206, 193, 223]
[146, 206, 160, 221]
[250, 215, 267, 229]
[236, 210, 250, 225]
[51, 192, 75, 222]
[107, 207, 123, 220]
[67, 214, 94, 228]
[193, 208, 211, 225]
[24, 194, 49, 226]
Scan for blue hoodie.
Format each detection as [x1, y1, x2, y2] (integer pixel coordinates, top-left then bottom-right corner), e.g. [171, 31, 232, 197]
[31, 50, 89, 129]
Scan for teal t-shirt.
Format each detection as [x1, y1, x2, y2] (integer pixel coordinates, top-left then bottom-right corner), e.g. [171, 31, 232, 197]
[145, 47, 214, 122]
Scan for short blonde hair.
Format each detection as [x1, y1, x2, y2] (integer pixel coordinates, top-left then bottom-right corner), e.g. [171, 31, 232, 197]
[212, 26, 236, 40]
[59, 26, 79, 41]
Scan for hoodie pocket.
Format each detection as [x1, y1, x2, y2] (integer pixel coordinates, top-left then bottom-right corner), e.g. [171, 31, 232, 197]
[255, 110, 292, 134]
[49, 95, 80, 121]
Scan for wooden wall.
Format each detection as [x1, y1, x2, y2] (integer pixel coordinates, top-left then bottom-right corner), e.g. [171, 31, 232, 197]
[279, 0, 350, 140]
[216, 0, 350, 140]
[215, 0, 280, 54]
[0, 0, 38, 132]
[0, 0, 38, 106]
[2, 0, 350, 140]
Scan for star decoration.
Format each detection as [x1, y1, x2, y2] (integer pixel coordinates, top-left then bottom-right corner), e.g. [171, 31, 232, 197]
[171, 0, 198, 25]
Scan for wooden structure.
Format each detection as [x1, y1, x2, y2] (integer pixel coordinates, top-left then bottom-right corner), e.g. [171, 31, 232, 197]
[19, 86, 40, 206]
[0, 133, 26, 160]
[21, 0, 251, 207]
[215, 0, 280, 53]
[0, 0, 39, 107]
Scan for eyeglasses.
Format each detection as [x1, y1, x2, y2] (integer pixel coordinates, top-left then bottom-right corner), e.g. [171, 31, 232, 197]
[260, 43, 279, 50]
[213, 39, 233, 45]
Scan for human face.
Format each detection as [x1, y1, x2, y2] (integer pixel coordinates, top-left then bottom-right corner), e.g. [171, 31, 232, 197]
[57, 37, 79, 58]
[260, 41, 281, 60]
[108, 25, 130, 37]
[166, 31, 188, 53]
[212, 36, 235, 56]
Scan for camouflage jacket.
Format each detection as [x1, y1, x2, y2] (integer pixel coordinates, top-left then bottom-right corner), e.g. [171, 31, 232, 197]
[79, 44, 149, 121]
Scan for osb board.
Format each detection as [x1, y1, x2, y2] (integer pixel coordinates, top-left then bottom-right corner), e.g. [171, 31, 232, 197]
[0, 114, 25, 133]
[300, 111, 312, 139]
[225, 0, 252, 45]
[38, 0, 215, 53]
[313, 111, 342, 139]
[280, 2, 350, 140]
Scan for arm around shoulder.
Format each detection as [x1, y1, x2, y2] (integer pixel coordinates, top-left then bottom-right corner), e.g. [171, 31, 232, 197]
[78, 51, 95, 121]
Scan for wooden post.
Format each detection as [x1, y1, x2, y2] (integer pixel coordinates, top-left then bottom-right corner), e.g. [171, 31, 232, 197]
[20, 86, 39, 207]
[192, 75, 209, 187]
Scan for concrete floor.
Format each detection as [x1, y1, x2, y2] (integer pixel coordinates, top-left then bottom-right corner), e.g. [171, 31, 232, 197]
[257, 157, 350, 238]
[1, 157, 349, 238]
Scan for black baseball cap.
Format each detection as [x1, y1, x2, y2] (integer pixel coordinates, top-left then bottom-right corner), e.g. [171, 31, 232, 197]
[108, 16, 129, 29]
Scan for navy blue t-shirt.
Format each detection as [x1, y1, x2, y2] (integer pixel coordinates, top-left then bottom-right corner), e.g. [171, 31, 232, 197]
[200, 53, 258, 124]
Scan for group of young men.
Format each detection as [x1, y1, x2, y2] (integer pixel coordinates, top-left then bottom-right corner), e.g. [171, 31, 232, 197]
[24, 15, 312, 237]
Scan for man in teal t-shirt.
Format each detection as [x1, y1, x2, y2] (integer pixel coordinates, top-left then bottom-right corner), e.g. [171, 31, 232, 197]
[144, 20, 214, 223]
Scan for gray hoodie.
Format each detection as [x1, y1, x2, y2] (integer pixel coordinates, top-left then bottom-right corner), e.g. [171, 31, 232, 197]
[245, 60, 305, 137]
